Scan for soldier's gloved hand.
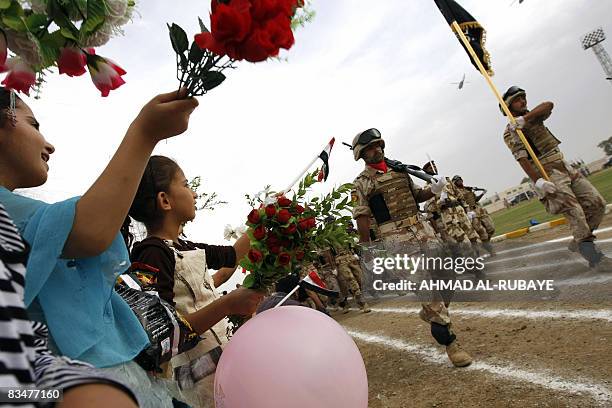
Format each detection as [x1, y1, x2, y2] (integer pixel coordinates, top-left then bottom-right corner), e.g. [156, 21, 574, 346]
[534, 178, 557, 195]
[467, 211, 477, 220]
[431, 176, 447, 195]
[437, 190, 449, 206]
[508, 116, 526, 132]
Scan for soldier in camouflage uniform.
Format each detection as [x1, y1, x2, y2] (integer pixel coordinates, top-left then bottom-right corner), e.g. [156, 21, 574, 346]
[351, 128, 472, 367]
[334, 245, 371, 313]
[422, 162, 480, 259]
[501, 86, 611, 271]
[452, 175, 496, 256]
[315, 250, 346, 308]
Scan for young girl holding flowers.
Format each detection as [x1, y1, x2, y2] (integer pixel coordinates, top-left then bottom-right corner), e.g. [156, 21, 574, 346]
[127, 155, 261, 408]
[0, 87, 259, 407]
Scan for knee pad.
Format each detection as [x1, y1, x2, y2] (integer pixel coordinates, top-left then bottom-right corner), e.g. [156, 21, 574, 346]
[431, 322, 456, 346]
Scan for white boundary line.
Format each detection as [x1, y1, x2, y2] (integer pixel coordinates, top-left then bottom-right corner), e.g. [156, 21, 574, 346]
[367, 307, 612, 323]
[348, 330, 612, 404]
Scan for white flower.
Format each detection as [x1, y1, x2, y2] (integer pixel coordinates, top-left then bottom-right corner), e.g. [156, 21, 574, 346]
[105, 0, 128, 22]
[82, 29, 112, 47]
[223, 224, 236, 241]
[223, 224, 248, 241]
[5, 30, 42, 67]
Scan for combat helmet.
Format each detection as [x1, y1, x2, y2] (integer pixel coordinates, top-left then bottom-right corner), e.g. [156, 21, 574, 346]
[352, 128, 385, 161]
[499, 86, 526, 116]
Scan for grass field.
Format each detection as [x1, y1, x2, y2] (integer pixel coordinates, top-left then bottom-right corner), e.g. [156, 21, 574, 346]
[490, 167, 612, 235]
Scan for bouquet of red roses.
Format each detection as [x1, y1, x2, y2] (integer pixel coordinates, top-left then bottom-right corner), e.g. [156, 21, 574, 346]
[239, 170, 355, 290]
[168, 0, 313, 96]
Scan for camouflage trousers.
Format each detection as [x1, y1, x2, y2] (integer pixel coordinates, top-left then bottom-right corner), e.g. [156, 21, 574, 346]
[379, 230, 455, 327]
[542, 161, 606, 243]
[335, 254, 364, 298]
[470, 207, 495, 242]
[479, 208, 495, 237]
[441, 209, 471, 244]
[455, 206, 481, 243]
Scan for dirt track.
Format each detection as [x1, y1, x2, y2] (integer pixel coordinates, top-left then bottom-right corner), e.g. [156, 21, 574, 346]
[334, 214, 612, 408]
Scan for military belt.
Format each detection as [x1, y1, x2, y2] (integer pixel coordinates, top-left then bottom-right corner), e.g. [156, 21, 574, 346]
[378, 215, 419, 235]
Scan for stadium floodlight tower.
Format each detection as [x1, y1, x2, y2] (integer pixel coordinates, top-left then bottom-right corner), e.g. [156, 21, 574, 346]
[581, 27, 612, 85]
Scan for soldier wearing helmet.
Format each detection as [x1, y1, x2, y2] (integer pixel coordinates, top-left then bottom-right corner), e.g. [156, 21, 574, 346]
[421, 163, 480, 261]
[350, 128, 473, 368]
[452, 175, 496, 256]
[501, 86, 611, 271]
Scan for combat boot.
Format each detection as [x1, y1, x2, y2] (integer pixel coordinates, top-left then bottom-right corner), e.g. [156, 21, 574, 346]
[483, 242, 496, 257]
[446, 341, 472, 367]
[356, 295, 371, 313]
[578, 241, 610, 272]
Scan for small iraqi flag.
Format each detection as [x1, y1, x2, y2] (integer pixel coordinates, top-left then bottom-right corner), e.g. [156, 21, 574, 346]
[434, 0, 493, 76]
[317, 137, 335, 182]
[300, 271, 339, 298]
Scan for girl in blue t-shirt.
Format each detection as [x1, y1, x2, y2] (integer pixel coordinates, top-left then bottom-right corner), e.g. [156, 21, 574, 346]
[0, 87, 201, 407]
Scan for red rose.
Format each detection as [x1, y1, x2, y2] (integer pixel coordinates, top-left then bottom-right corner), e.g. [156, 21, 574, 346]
[58, 47, 87, 77]
[264, 14, 294, 50]
[211, 1, 252, 44]
[307, 217, 316, 229]
[242, 28, 278, 62]
[247, 249, 263, 263]
[268, 244, 281, 254]
[295, 250, 305, 261]
[282, 223, 297, 235]
[298, 218, 309, 231]
[294, 204, 304, 214]
[247, 209, 261, 224]
[280, 239, 290, 248]
[253, 225, 266, 240]
[278, 252, 291, 266]
[265, 204, 276, 217]
[276, 208, 291, 224]
[277, 195, 292, 207]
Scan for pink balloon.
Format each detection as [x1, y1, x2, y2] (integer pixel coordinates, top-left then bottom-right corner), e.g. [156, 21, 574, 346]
[214, 306, 368, 408]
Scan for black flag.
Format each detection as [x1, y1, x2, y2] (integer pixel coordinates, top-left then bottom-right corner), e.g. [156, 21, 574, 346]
[434, 0, 493, 76]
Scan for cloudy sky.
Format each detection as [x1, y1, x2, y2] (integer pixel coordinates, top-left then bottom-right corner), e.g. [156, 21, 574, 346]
[21, 0, 612, 287]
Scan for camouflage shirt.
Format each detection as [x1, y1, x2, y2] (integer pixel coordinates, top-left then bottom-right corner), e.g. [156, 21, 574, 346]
[351, 166, 432, 219]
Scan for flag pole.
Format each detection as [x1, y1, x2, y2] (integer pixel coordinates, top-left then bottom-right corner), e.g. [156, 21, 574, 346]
[449, 20, 550, 181]
[274, 284, 300, 308]
[281, 156, 320, 194]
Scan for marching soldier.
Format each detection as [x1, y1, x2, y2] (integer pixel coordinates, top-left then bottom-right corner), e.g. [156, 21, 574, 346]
[452, 175, 496, 256]
[501, 86, 611, 271]
[334, 244, 371, 313]
[351, 128, 473, 367]
[423, 161, 480, 258]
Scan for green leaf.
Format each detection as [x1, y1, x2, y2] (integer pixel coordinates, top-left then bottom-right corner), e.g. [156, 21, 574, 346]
[0, 0, 12, 10]
[242, 273, 256, 288]
[25, 13, 48, 30]
[60, 26, 79, 41]
[38, 31, 64, 67]
[200, 71, 226, 91]
[188, 41, 205, 63]
[80, 0, 106, 37]
[198, 16, 209, 33]
[168, 23, 189, 55]
[2, 15, 26, 31]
